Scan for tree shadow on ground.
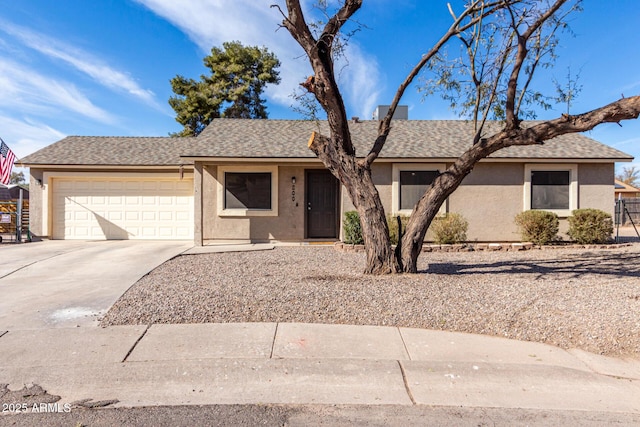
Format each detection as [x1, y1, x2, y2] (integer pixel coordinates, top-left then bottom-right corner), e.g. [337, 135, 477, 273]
[424, 251, 640, 280]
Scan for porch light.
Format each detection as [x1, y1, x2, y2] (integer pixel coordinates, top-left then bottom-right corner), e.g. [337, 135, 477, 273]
[292, 176, 296, 184]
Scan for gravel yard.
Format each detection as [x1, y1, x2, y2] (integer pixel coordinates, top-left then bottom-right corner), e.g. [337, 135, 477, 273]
[102, 244, 640, 358]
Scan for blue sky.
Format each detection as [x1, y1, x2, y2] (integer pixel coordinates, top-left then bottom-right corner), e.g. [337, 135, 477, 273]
[1, 0, 639, 174]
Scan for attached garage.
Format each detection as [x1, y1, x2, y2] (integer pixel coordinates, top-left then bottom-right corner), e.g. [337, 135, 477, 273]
[17, 136, 196, 241]
[51, 177, 193, 240]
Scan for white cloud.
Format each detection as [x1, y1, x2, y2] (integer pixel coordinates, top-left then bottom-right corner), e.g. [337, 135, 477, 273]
[0, 115, 66, 160]
[0, 59, 115, 124]
[335, 43, 383, 119]
[134, 0, 383, 116]
[612, 136, 640, 148]
[0, 20, 159, 108]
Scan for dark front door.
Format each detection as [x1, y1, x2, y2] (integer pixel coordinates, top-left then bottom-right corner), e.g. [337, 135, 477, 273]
[306, 169, 339, 238]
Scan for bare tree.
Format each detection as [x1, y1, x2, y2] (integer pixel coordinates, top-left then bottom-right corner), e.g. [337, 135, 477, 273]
[275, 0, 640, 274]
[617, 166, 640, 187]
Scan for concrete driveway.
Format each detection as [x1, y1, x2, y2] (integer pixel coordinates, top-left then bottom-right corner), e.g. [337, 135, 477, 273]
[0, 240, 192, 329]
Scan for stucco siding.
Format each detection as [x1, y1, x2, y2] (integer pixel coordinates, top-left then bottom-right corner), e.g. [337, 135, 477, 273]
[199, 160, 616, 244]
[203, 164, 308, 242]
[28, 169, 44, 238]
[578, 163, 615, 215]
[449, 163, 524, 242]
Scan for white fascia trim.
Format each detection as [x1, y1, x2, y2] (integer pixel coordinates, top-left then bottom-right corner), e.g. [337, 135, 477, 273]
[22, 164, 194, 170]
[216, 165, 279, 217]
[523, 163, 578, 218]
[483, 158, 628, 164]
[186, 157, 630, 164]
[186, 157, 320, 164]
[391, 163, 447, 216]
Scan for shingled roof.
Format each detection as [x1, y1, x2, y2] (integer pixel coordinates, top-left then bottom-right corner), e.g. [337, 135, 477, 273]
[18, 136, 195, 166]
[18, 119, 633, 166]
[189, 119, 633, 161]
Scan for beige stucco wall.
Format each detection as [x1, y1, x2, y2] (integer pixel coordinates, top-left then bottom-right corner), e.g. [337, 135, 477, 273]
[449, 162, 524, 242]
[202, 164, 313, 242]
[341, 162, 615, 242]
[28, 169, 44, 238]
[578, 163, 615, 215]
[29, 161, 615, 243]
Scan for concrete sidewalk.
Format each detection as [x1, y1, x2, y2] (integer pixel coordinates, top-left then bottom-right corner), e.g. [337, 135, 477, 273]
[1, 323, 638, 413]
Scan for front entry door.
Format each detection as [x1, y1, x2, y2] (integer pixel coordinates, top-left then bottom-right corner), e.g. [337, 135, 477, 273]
[306, 169, 339, 238]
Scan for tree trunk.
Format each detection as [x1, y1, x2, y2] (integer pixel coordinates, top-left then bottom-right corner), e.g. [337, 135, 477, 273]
[350, 170, 398, 275]
[399, 142, 497, 273]
[309, 131, 398, 274]
[400, 186, 450, 273]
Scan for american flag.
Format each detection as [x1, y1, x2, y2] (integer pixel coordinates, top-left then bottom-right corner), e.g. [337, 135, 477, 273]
[0, 138, 16, 186]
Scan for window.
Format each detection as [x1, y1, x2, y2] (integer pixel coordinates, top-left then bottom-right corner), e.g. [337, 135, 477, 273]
[225, 172, 271, 210]
[400, 170, 439, 210]
[392, 163, 446, 215]
[524, 164, 577, 216]
[217, 166, 278, 216]
[531, 171, 569, 210]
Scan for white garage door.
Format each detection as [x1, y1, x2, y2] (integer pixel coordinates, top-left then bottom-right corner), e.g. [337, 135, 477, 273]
[52, 178, 193, 240]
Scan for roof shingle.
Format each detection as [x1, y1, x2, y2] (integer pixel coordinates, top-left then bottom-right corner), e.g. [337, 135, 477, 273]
[19, 136, 195, 166]
[18, 120, 633, 166]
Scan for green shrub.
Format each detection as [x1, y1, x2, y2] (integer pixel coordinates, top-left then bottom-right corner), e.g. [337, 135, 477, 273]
[567, 208, 613, 244]
[514, 210, 559, 245]
[343, 211, 364, 244]
[430, 213, 468, 244]
[387, 214, 410, 245]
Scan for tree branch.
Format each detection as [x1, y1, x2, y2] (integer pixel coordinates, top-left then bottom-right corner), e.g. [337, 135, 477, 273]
[281, 0, 361, 157]
[361, 0, 520, 166]
[363, 0, 514, 166]
[505, 0, 569, 128]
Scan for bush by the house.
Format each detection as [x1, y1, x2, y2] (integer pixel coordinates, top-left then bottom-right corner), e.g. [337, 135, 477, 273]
[514, 210, 559, 245]
[387, 214, 410, 245]
[343, 211, 364, 244]
[567, 208, 613, 244]
[431, 213, 468, 244]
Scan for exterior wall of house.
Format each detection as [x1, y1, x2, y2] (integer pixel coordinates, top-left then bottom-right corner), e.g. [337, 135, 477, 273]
[579, 163, 615, 213]
[28, 169, 44, 237]
[198, 161, 615, 244]
[340, 162, 615, 242]
[449, 162, 524, 242]
[202, 163, 311, 242]
[29, 161, 616, 243]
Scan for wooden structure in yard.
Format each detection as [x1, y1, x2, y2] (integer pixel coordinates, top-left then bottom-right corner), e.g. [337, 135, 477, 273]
[0, 190, 30, 243]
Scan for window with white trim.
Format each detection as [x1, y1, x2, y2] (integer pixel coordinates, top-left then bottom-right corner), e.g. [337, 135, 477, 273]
[392, 163, 446, 215]
[217, 166, 278, 216]
[524, 164, 577, 217]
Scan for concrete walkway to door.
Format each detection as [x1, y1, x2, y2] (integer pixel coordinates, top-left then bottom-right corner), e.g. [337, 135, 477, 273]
[0, 240, 192, 330]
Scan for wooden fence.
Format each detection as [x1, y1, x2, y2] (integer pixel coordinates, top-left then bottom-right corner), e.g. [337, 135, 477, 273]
[616, 198, 640, 225]
[0, 200, 30, 242]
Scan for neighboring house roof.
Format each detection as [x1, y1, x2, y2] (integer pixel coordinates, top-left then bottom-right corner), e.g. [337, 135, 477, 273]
[18, 136, 195, 167]
[0, 185, 11, 201]
[7, 185, 28, 200]
[18, 120, 633, 167]
[615, 179, 640, 193]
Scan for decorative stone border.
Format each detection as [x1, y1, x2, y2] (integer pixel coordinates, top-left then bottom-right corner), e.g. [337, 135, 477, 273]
[334, 241, 630, 253]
